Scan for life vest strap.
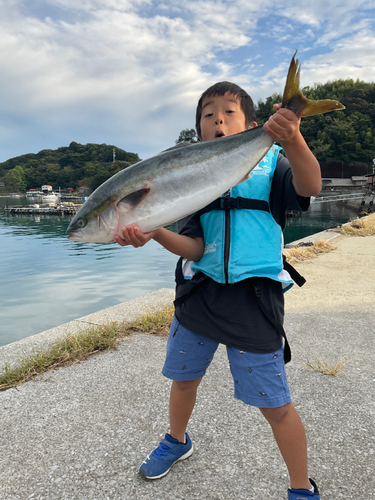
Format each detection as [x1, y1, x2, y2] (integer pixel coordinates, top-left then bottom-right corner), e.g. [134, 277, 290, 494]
[252, 280, 292, 364]
[282, 255, 306, 287]
[198, 197, 270, 215]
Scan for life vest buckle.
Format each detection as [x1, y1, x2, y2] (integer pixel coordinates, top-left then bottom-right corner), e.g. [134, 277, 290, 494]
[220, 197, 239, 210]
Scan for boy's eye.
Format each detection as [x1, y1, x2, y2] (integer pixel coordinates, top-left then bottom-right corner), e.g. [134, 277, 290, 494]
[204, 112, 213, 118]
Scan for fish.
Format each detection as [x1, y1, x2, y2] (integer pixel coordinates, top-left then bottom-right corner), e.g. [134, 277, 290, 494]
[67, 51, 345, 243]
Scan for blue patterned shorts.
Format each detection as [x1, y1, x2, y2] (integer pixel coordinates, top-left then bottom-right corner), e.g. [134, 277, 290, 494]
[162, 316, 292, 408]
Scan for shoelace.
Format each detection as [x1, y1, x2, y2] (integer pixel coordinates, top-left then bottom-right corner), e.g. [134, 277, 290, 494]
[151, 442, 172, 459]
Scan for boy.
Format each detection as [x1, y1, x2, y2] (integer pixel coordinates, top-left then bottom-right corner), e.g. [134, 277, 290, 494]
[115, 81, 322, 499]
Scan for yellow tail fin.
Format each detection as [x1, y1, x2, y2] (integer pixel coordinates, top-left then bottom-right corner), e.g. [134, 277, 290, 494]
[282, 51, 345, 117]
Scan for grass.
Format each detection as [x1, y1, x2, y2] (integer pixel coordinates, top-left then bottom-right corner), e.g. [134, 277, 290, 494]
[0, 305, 174, 392]
[306, 359, 346, 377]
[125, 305, 174, 337]
[340, 213, 375, 236]
[284, 238, 337, 265]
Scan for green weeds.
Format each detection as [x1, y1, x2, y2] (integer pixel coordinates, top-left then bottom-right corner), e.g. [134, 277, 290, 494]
[0, 305, 174, 392]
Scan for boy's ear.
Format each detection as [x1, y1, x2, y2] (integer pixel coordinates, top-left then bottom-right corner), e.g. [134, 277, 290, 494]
[248, 121, 258, 129]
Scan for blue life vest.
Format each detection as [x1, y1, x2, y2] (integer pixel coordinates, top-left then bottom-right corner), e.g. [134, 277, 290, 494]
[186, 146, 293, 288]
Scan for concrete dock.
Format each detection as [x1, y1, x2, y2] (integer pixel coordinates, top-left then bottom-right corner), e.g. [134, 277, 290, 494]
[1, 232, 374, 500]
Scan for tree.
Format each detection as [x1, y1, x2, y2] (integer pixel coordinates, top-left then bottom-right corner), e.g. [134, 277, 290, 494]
[4, 165, 27, 191]
[176, 129, 198, 144]
[0, 142, 141, 190]
[256, 93, 282, 124]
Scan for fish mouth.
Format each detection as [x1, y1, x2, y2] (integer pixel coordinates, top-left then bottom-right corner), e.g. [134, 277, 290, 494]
[68, 231, 83, 241]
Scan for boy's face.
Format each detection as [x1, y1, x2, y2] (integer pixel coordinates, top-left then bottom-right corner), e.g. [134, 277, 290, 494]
[199, 92, 257, 142]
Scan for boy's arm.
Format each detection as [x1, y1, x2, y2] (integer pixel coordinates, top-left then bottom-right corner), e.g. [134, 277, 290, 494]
[263, 105, 322, 197]
[114, 225, 204, 262]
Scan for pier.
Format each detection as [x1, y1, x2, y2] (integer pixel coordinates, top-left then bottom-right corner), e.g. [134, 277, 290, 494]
[312, 192, 374, 214]
[3, 204, 80, 215]
[312, 192, 367, 203]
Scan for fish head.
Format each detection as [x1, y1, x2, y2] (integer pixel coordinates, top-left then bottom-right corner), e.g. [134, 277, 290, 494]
[67, 183, 152, 243]
[66, 198, 118, 243]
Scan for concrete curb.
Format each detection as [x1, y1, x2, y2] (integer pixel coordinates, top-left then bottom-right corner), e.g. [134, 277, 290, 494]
[0, 288, 175, 370]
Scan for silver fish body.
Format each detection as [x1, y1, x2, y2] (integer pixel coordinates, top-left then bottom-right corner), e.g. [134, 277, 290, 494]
[67, 126, 272, 243]
[67, 51, 345, 244]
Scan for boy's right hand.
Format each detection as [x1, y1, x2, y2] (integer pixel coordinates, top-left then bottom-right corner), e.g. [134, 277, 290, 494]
[114, 224, 158, 248]
[263, 103, 301, 145]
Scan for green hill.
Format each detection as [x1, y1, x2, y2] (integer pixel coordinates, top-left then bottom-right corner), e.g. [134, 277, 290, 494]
[256, 78, 375, 171]
[0, 142, 141, 192]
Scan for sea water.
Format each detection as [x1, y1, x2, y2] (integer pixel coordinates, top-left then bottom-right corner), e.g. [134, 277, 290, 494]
[0, 196, 359, 347]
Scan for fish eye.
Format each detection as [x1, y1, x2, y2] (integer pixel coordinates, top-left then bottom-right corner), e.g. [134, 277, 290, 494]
[77, 218, 86, 228]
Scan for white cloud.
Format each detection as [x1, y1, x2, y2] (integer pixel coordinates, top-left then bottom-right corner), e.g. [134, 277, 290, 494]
[302, 30, 375, 85]
[0, 0, 374, 162]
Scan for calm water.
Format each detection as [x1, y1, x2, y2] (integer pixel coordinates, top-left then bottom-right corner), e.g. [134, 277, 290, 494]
[0, 196, 359, 347]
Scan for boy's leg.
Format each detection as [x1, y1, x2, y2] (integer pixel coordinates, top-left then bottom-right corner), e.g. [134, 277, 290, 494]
[138, 378, 201, 480]
[169, 378, 202, 443]
[226, 346, 316, 493]
[139, 317, 218, 480]
[163, 316, 219, 442]
[259, 403, 312, 491]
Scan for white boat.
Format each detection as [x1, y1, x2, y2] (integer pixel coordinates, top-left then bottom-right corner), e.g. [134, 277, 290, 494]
[26, 190, 43, 199]
[42, 193, 61, 205]
[41, 185, 61, 205]
[26, 186, 61, 205]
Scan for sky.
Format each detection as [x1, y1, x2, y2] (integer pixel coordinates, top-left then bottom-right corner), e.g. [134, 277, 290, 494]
[1, 0, 375, 164]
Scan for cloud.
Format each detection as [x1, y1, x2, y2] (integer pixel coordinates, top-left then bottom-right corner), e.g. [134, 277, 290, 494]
[302, 29, 375, 85]
[0, 0, 374, 163]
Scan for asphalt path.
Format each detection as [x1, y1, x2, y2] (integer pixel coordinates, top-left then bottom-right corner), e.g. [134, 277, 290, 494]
[1, 233, 374, 500]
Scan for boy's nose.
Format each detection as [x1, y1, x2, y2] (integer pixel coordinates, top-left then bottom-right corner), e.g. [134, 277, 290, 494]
[215, 116, 223, 125]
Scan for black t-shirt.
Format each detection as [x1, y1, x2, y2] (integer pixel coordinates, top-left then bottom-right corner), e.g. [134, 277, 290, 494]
[174, 153, 310, 353]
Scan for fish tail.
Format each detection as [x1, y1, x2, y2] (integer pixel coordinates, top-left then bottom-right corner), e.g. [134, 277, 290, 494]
[282, 50, 345, 117]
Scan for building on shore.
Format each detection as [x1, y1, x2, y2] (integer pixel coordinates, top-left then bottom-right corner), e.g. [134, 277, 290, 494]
[322, 176, 369, 191]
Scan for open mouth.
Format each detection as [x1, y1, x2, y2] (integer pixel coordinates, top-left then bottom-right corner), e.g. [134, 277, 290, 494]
[215, 131, 225, 138]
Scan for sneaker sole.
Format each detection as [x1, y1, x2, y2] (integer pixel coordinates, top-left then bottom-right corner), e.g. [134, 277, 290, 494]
[139, 445, 194, 480]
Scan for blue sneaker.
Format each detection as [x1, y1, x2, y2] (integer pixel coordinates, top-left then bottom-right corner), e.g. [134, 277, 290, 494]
[138, 433, 193, 480]
[288, 478, 320, 499]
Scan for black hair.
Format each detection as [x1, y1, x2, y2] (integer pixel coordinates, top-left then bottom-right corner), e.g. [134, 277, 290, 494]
[195, 81, 256, 138]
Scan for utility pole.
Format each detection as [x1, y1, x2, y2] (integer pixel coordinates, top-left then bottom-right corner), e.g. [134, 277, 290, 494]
[113, 148, 116, 163]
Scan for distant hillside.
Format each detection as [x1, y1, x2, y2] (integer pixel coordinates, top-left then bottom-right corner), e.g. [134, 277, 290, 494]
[0, 142, 141, 191]
[256, 78, 375, 172]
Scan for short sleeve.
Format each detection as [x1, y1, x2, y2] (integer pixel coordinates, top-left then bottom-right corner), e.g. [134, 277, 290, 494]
[270, 153, 310, 230]
[177, 212, 204, 238]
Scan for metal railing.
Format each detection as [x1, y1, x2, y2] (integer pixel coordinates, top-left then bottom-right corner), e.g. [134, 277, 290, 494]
[312, 193, 368, 203]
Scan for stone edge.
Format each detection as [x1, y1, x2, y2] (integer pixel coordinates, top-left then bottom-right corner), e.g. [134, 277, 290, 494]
[0, 288, 175, 368]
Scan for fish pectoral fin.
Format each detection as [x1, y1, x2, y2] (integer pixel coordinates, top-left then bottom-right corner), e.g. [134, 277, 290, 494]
[117, 188, 151, 208]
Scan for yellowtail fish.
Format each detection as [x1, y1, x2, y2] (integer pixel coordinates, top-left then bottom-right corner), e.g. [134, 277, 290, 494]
[67, 52, 344, 243]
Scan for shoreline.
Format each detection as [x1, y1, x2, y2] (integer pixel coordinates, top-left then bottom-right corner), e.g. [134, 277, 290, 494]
[0, 225, 345, 370]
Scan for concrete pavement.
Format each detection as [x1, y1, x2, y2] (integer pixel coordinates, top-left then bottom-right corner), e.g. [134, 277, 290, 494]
[1, 232, 374, 500]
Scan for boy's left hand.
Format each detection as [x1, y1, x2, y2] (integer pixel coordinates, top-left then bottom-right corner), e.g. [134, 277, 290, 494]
[263, 104, 300, 144]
